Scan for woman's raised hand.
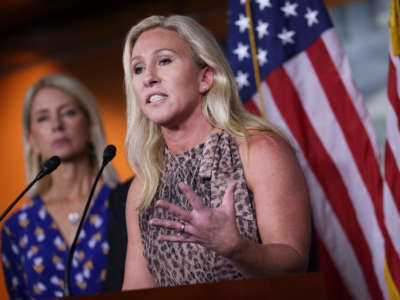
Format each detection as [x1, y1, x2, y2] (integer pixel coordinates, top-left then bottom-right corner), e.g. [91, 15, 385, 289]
[149, 181, 243, 256]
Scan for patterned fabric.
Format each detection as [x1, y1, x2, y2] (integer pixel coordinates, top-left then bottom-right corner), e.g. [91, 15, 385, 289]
[1, 184, 112, 300]
[139, 130, 261, 287]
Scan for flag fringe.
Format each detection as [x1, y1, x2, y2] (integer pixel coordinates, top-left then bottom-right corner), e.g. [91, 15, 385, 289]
[391, 0, 400, 56]
[385, 260, 400, 300]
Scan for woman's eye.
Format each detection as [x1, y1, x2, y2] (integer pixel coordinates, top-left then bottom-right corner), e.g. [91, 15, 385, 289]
[133, 65, 144, 75]
[62, 109, 77, 117]
[36, 115, 48, 122]
[160, 58, 171, 65]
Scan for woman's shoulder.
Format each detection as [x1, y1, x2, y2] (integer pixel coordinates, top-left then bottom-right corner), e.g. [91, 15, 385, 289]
[235, 129, 300, 180]
[234, 129, 294, 158]
[2, 198, 39, 233]
[98, 183, 113, 200]
[235, 129, 305, 194]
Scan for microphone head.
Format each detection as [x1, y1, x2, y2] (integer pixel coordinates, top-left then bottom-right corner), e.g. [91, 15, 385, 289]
[42, 156, 61, 176]
[103, 145, 116, 165]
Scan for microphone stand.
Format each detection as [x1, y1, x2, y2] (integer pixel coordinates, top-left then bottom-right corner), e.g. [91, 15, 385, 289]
[64, 145, 116, 297]
[0, 156, 61, 223]
[0, 179, 39, 223]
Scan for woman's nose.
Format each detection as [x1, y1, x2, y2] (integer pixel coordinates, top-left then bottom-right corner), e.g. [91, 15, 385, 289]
[51, 115, 63, 131]
[144, 66, 160, 87]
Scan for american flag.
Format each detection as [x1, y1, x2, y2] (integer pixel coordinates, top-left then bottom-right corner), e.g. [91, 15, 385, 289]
[384, 1, 400, 298]
[227, 0, 387, 299]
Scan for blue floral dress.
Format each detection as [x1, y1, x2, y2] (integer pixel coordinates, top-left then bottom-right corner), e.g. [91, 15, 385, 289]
[1, 185, 111, 300]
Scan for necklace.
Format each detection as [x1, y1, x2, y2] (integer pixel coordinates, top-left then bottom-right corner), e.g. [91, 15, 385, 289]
[67, 212, 80, 225]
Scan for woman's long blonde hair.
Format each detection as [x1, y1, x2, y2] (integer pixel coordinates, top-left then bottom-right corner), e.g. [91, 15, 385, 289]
[123, 15, 287, 209]
[22, 73, 119, 196]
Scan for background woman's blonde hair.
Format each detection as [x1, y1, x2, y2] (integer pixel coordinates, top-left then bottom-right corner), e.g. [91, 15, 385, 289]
[123, 15, 288, 209]
[22, 73, 119, 196]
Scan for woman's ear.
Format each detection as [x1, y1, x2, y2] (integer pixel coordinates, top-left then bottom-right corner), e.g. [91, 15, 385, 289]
[199, 66, 214, 94]
[26, 133, 40, 155]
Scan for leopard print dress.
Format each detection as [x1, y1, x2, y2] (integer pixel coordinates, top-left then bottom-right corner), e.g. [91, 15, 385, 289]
[139, 130, 261, 287]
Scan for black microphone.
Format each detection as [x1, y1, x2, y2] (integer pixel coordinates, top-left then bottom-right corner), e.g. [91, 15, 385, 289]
[64, 145, 116, 297]
[102, 144, 116, 165]
[35, 156, 62, 181]
[0, 156, 61, 223]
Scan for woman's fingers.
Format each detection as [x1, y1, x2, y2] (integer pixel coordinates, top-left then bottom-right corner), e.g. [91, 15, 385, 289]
[155, 199, 192, 222]
[150, 218, 195, 242]
[158, 233, 197, 243]
[220, 181, 237, 214]
[150, 181, 239, 250]
[150, 218, 188, 233]
[178, 182, 206, 210]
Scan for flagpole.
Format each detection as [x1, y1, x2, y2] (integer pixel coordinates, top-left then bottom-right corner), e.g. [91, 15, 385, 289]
[244, 0, 267, 119]
[391, 0, 400, 56]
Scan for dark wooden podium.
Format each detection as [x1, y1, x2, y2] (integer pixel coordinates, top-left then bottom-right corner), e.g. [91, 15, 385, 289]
[64, 272, 327, 300]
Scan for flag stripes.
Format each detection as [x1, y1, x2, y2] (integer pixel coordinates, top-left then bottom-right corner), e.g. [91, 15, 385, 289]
[320, 31, 381, 155]
[384, 47, 400, 297]
[317, 235, 353, 300]
[385, 143, 400, 213]
[250, 29, 387, 300]
[227, 1, 388, 298]
[266, 36, 384, 300]
[254, 83, 363, 300]
[257, 64, 374, 299]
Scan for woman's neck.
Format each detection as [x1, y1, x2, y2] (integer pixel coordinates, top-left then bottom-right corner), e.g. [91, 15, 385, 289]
[43, 157, 96, 204]
[162, 116, 214, 154]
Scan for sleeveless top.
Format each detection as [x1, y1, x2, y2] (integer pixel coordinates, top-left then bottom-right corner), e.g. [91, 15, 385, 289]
[139, 130, 261, 287]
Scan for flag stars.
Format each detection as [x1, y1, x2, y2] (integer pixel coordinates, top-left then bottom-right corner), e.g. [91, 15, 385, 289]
[257, 48, 268, 66]
[256, 0, 272, 10]
[235, 70, 250, 90]
[305, 7, 319, 27]
[281, 1, 298, 18]
[277, 27, 295, 45]
[233, 42, 250, 61]
[235, 13, 250, 33]
[256, 20, 269, 39]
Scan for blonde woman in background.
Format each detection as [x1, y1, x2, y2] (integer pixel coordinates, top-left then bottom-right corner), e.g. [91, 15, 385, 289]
[1, 73, 119, 299]
[122, 15, 311, 290]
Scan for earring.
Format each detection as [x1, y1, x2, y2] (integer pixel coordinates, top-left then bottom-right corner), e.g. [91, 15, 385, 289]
[200, 85, 207, 92]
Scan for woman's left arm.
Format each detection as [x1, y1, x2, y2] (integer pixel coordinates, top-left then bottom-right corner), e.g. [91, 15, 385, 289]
[151, 132, 311, 278]
[228, 132, 311, 277]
